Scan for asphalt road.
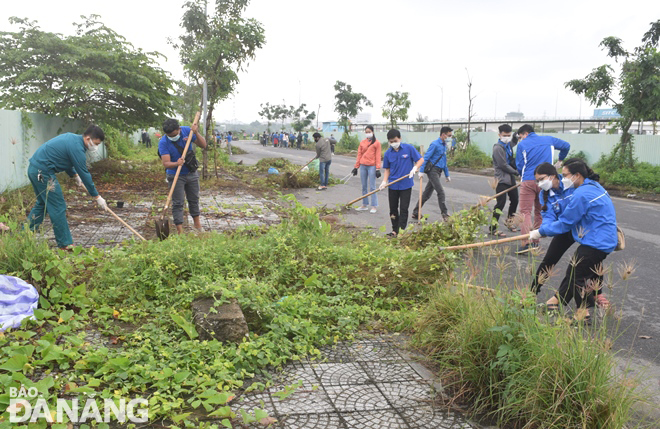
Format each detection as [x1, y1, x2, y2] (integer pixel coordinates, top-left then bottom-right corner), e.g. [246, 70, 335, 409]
[231, 140, 660, 403]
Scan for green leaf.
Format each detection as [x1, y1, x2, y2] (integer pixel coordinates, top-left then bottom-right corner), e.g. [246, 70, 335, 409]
[221, 419, 232, 428]
[170, 312, 198, 340]
[172, 412, 191, 423]
[60, 309, 74, 321]
[0, 355, 28, 372]
[31, 270, 42, 282]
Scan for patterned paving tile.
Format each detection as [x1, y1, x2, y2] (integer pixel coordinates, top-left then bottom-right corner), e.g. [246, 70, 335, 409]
[340, 410, 408, 429]
[271, 387, 335, 415]
[398, 406, 475, 429]
[278, 412, 347, 429]
[324, 384, 390, 412]
[376, 381, 438, 409]
[313, 363, 370, 386]
[360, 362, 426, 383]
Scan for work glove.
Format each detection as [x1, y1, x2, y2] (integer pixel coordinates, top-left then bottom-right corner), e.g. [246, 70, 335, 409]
[375, 169, 381, 179]
[529, 229, 542, 241]
[352, 168, 358, 176]
[418, 172, 426, 179]
[554, 160, 563, 170]
[378, 181, 388, 191]
[96, 196, 108, 211]
[446, 176, 451, 182]
[74, 174, 84, 189]
[408, 165, 418, 179]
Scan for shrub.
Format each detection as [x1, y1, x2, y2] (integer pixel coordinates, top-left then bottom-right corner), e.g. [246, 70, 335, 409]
[102, 125, 136, 158]
[594, 155, 660, 193]
[449, 144, 492, 168]
[337, 133, 360, 152]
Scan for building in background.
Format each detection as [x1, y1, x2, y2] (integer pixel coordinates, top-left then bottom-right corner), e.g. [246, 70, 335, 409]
[592, 108, 621, 119]
[505, 111, 525, 121]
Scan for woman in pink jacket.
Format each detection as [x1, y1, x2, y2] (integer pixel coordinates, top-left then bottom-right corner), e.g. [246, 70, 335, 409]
[352, 125, 382, 213]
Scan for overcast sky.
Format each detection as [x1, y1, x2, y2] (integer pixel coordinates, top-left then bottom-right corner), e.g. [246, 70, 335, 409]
[2, 0, 656, 125]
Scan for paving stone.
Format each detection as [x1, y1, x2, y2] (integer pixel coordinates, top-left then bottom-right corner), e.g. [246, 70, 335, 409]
[377, 381, 438, 409]
[278, 412, 347, 429]
[340, 410, 408, 429]
[271, 387, 335, 415]
[398, 406, 474, 429]
[270, 362, 320, 390]
[230, 392, 276, 416]
[324, 384, 390, 412]
[313, 363, 370, 386]
[360, 362, 425, 383]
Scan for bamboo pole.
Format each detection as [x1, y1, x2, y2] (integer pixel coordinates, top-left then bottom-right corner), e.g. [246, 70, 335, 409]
[418, 145, 424, 218]
[477, 183, 521, 206]
[439, 233, 530, 251]
[345, 175, 408, 207]
[294, 156, 317, 175]
[106, 207, 146, 241]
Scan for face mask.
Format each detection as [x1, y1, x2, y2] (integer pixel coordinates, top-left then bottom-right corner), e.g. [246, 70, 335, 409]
[390, 142, 400, 150]
[561, 176, 575, 189]
[365, 133, 373, 139]
[500, 136, 512, 143]
[444, 137, 452, 144]
[539, 178, 553, 191]
[87, 143, 99, 154]
[168, 133, 181, 142]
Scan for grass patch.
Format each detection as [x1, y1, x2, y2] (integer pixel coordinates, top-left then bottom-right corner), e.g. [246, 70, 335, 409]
[449, 144, 492, 168]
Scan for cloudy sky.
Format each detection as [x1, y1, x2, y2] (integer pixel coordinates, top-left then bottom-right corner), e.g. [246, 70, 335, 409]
[1, 0, 655, 124]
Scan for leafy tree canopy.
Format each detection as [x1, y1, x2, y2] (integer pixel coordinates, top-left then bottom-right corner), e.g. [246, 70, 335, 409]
[565, 20, 660, 167]
[334, 81, 371, 135]
[0, 16, 174, 131]
[382, 91, 411, 129]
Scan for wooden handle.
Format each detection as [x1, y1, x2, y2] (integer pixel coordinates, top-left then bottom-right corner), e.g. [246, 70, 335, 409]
[161, 111, 201, 218]
[439, 233, 530, 251]
[418, 176, 423, 216]
[345, 175, 408, 206]
[481, 183, 521, 205]
[106, 207, 146, 241]
[295, 157, 317, 175]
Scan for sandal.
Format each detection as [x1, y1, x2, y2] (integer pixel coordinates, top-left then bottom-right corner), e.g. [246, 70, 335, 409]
[385, 232, 398, 238]
[490, 230, 506, 238]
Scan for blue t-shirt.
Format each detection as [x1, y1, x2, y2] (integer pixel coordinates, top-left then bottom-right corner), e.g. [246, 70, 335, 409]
[158, 126, 197, 175]
[382, 143, 421, 190]
[227, 134, 233, 143]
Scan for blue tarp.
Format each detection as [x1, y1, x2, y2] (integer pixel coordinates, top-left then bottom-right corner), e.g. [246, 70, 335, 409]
[0, 275, 39, 331]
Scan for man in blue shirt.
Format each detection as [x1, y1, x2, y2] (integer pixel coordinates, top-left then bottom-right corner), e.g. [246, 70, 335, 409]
[379, 129, 424, 237]
[514, 124, 570, 254]
[412, 126, 452, 222]
[27, 125, 108, 250]
[226, 131, 233, 155]
[158, 118, 207, 234]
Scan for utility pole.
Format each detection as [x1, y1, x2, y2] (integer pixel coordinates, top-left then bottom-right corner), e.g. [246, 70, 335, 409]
[317, 104, 321, 130]
[437, 86, 444, 122]
[201, 1, 208, 131]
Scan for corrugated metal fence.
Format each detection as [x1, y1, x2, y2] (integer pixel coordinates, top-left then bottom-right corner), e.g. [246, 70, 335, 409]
[0, 109, 106, 193]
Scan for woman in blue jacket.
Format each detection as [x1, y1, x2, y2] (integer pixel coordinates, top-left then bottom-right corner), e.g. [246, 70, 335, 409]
[529, 159, 617, 321]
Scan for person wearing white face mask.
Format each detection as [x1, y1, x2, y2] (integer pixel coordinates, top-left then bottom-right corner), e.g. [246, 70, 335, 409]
[352, 125, 382, 213]
[27, 125, 108, 251]
[530, 159, 616, 322]
[158, 118, 207, 234]
[489, 124, 520, 236]
[380, 129, 424, 237]
[412, 126, 453, 222]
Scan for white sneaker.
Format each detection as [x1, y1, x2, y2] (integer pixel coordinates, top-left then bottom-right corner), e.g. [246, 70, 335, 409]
[356, 206, 369, 211]
[369, 208, 377, 214]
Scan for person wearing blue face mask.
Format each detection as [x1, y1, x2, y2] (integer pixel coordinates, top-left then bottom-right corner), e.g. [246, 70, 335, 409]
[412, 126, 452, 222]
[158, 118, 207, 234]
[530, 159, 617, 322]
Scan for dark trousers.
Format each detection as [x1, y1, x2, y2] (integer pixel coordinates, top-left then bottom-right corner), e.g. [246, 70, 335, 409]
[531, 232, 574, 294]
[388, 187, 412, 234]
[556, 244, 608, 309]
[490, 181, 519, 232]
[412, 166, 447, 218]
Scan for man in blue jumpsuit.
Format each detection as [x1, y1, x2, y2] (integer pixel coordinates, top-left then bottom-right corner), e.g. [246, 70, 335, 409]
[27, 125, 108, 250]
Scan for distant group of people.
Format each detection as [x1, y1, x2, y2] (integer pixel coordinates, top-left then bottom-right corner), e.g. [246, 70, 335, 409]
[267, 131, 307, 149]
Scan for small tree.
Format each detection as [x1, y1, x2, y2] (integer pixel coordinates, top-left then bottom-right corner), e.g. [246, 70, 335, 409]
[173, 80, 202, 124]
[175, 0, 265, 179]
[381, 91, 411, 129]
[565, 20, 660, 168]
[334, 81, 371, 136]
[291, 104, 316, 132]
[413, 113, 428, 132]
[258, 102, 277, 133]
[465, 69, 477, 147]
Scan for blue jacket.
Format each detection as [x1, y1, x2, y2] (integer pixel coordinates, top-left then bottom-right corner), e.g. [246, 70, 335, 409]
[383, 143, 421, 191]
[420, 138, 450, 178]
[515, 133, 570, 181]
[539, 179, 617, 253]
[539, 175, 575, 224]
[158, 127, 197, 175]
[29, 133, 99, 197]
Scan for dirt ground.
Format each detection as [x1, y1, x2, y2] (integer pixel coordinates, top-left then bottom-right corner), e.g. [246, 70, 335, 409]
[36, 159, 280, 247]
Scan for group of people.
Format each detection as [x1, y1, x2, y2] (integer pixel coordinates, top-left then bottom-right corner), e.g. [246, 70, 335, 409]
[267, 131, 306, 149]
[27, 118, 618, 323]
